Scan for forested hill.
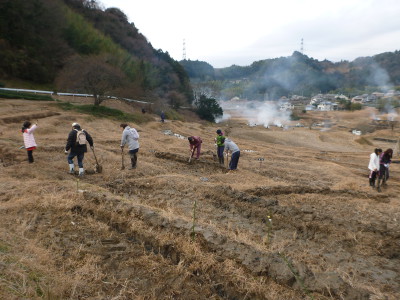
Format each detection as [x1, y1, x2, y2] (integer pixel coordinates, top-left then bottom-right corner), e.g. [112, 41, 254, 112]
[0, 0, 193, 104]
[180, 50, 400, 100]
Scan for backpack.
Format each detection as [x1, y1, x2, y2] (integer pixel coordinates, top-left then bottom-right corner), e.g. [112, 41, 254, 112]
[75, 129, 87, 145]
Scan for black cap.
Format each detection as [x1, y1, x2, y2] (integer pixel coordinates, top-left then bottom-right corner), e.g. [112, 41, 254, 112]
[216, 129, 222, 134]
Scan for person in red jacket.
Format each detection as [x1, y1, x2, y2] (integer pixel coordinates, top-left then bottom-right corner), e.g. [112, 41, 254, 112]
[188, 136, 202, 159]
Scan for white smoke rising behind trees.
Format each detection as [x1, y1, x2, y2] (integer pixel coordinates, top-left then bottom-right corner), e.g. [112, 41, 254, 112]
[217, 100, 291, 127]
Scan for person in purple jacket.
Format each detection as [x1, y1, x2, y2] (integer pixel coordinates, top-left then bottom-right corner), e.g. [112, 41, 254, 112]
[188, 136, 202, 159]
[21, 121, 38, 163]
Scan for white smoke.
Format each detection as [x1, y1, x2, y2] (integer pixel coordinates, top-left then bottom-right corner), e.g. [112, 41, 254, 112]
[218, 100, 291, 127]
[215, 112, 231, 123]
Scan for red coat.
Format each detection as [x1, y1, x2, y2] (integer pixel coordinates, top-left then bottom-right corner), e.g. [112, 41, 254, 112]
[189, 136, 202, 150]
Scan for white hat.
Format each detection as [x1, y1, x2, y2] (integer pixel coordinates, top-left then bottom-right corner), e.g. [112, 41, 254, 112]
[72, 122, 80, 127]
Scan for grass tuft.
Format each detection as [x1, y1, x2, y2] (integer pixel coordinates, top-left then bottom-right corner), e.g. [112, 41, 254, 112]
[0, 90, 53, 101]
[56, 102, 153, 123]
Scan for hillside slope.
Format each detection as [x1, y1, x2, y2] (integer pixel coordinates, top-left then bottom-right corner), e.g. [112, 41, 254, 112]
[0, 98, 399, 299]
[181, 50, 400, 100]
[0, 0, 192, 103]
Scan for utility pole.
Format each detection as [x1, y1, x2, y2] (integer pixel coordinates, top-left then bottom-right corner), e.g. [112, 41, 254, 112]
[182, 38, 186, 60]
[300, 38, 304, 54]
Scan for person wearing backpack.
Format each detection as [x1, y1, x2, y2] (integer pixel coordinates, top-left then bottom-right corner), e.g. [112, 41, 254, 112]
[215, 129, 225, 165]
[65, 122, 94, 176]
[21, 120, 38, 163]
[120, 123, 140, 169]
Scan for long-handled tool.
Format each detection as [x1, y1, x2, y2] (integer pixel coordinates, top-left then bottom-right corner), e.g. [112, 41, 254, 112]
[91, 147, 103, 173]
[188, 148, 195, 163]
[121, 149, 125, 170]
[226, 152, 230, 169]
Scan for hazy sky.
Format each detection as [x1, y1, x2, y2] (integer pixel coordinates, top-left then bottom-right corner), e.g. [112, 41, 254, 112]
[100, 0, 400, 68]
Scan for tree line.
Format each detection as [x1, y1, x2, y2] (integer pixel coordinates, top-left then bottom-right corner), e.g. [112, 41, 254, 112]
[181, 51, 400, 100]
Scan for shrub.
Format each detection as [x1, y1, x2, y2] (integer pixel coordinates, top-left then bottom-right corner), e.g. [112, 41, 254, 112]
[194, 95, 223, 122]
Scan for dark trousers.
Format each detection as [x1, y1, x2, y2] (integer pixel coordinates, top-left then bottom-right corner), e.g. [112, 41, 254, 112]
[27, 150, 34, 163]
[217, 146, 224, 164]
[369, 170, 377, 186]
[379, 165, 388, 180]
[129, 148, 139, 167]
[229, 151, 240, 170]
[68, 152, 84, 168]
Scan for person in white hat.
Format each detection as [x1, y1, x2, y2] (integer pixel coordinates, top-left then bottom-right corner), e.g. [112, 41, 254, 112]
[65, 122, 94, 176]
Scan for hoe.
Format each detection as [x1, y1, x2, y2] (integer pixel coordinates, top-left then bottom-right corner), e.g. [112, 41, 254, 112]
[91, 147, 103, 173]
[121, 149, 125, 170]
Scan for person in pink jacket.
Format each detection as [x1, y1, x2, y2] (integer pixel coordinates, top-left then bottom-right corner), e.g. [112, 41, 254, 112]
[21, 121, 38, 163]
[188, 136, 202, 159]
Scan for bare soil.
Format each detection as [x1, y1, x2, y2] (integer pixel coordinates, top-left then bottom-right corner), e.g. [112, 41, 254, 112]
[0, 98, 399, 299]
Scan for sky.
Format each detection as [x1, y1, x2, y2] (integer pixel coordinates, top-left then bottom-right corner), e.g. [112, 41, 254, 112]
[100, 0, 400, 68]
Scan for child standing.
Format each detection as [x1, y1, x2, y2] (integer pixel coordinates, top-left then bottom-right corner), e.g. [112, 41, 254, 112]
[215, 129, 226, 165]
[21, 121, 38, 163]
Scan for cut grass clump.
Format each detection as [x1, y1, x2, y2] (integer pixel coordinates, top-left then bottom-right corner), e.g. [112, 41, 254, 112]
[165, 109, 185, 121]
[355, 136, 373, 145]
[57, 102, 153, 123]
[0, 90, 54, 101]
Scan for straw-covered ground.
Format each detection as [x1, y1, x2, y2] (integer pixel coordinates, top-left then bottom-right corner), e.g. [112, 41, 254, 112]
[0, 98, 399, 299]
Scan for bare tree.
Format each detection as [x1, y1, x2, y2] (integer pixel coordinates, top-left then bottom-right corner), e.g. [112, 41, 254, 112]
[56, 55, 126, 105]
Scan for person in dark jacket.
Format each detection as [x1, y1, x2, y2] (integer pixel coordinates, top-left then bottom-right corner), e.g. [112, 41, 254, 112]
[65, 122, 94, 176]
[160, 111, 165, 123]
[377, 148, 392, 191]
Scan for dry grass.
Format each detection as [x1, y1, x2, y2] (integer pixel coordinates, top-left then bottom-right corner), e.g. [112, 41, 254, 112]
[0, 98, 399, 299]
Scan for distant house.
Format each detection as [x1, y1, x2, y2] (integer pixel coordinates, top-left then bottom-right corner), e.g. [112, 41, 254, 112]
[305, 104, 315, 111]
[279, 102, 294, 111]
[385, 90, 396, 97]
[335, 94, 349, 101]
[310, 94, 324, 105]
[372, 92, 385, 98]
[317, 101, 337, 111]
[351, 96, 364, 103]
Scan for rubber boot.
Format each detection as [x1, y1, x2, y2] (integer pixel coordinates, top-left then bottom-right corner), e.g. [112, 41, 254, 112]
[69, 163, 75, 174]
[78, 168, 84, 176]
[377, 178, 382, 192]
[369, 178, 376, 188]
[128, 159, 136, 170]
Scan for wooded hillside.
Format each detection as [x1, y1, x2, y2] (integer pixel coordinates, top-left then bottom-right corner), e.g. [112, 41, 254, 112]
[181, 51, 400, 100]
[0, 0, 193, 104]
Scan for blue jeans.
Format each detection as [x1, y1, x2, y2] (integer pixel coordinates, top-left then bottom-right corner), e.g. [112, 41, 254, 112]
[229, 151, 240, 170]
[68, 152, 84, 168]
[217, 146, 224, 158]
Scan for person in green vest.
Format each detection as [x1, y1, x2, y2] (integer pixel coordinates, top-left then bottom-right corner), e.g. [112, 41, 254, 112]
[215, 129, 226, 165]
